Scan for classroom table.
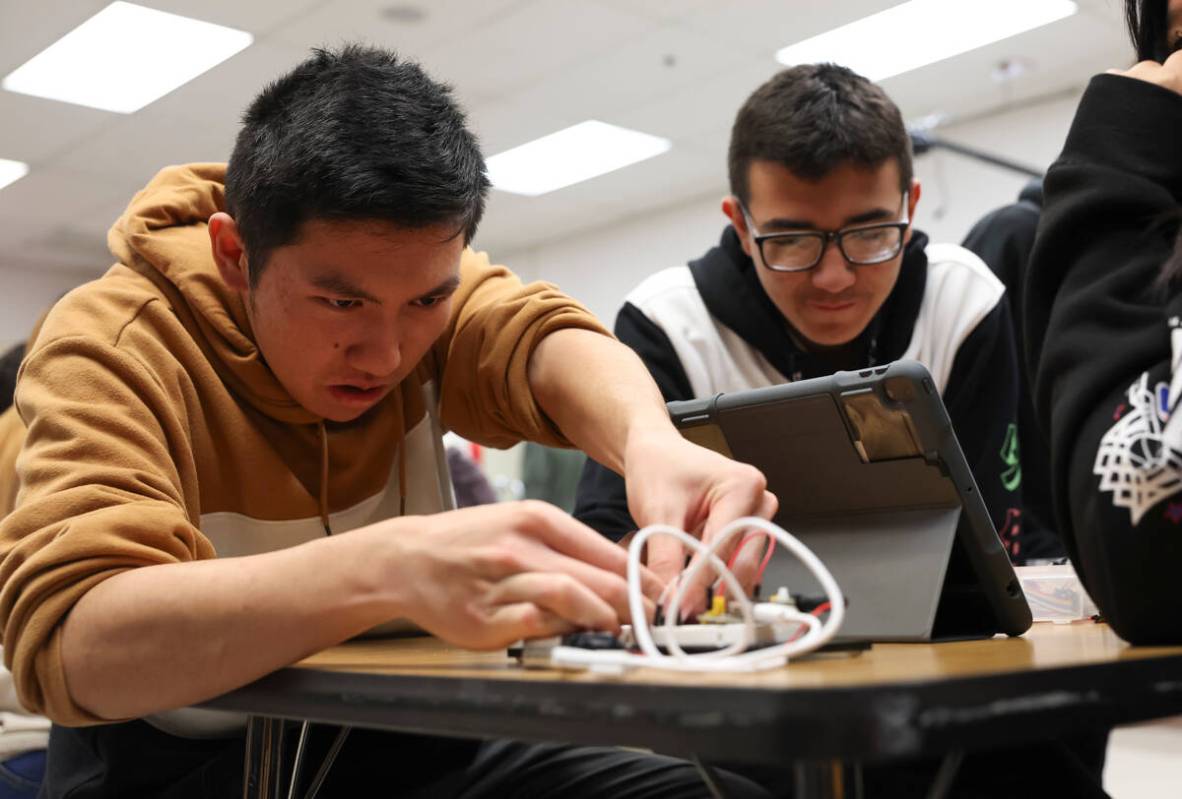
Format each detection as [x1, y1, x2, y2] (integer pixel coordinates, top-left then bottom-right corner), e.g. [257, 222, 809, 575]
[202, 622, 1182, 798]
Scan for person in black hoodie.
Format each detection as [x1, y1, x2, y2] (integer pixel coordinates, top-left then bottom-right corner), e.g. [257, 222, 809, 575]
[963, 181, 1068, 562]
[575, 64, 1023, 566]
[1026, 0, 1182, 645]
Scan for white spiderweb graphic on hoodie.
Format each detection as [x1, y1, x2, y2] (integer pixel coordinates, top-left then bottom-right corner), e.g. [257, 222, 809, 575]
[1094, 318, 1182, 525]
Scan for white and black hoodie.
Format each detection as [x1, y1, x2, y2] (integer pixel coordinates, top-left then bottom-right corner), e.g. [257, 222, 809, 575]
[574, 226, 1025, 555]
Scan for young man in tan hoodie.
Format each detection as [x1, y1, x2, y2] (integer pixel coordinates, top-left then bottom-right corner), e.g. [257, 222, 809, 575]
[0, 46, 777, 797]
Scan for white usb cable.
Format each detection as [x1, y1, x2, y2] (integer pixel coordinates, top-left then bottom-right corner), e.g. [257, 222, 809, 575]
[550, 517, 844, 672]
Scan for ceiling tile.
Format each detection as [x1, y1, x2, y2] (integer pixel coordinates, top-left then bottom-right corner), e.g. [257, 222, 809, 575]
[884, 11, 1130, 122]
[468, 96, 571, 157]
[611, 55, 780, 143]
[0, 166, 131, 227]
[0, 0, 108, 76]
[565, 142, 724, 216]
[139, 0, 328, 36]
[420, 0, 661, 99]
[0, 91, 117, 165]
[589, 0, 714, 22]
[507, 24, 751, 129]
[474, 189, 619, 256]
[269, 0, 528, 62]
[0, 166, 132, 273]
[54, 104, 238, 184]
[680, 0, 899, 56]
[145, 40, 317, 127]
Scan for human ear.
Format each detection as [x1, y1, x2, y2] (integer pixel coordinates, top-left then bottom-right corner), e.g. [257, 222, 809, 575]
[721, 196, 755, 259]
[209, 212, 250, 293]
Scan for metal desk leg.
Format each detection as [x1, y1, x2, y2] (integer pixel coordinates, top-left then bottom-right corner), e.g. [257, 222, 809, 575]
[793, 759, 863, 799]
[243, 716, 286, 799]
[924, 750, 964, 799]
[692, 755, 730, 798]
[287, 722, 311, 799]
[303, 726, 351, 799]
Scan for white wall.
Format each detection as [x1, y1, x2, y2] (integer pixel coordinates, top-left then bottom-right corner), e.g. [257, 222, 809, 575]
[912, 92, 1082, 246]
[502, 90, 1084, 326]
[0, 266, 95, 350]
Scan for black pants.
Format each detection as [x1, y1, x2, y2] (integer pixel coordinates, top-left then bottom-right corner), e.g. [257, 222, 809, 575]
[40, 720, 1108, 798]
[40, 721, 773, 798]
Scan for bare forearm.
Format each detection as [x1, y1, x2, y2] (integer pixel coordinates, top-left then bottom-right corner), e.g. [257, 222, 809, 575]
[528, 328, 678, 473]
[61, 527, 402, 720]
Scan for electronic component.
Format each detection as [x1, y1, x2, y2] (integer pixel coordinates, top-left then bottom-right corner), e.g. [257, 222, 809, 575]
[521, 518, 846, 673]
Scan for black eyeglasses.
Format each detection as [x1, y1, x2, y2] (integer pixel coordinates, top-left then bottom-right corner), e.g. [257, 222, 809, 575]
[741, 192, 910, 273]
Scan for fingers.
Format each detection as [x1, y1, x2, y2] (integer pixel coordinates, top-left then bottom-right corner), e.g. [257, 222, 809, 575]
[727, 533, 765, 593]
[758, 489, 779, 521]
[515, 501, 630, 573]
[673, 473, 768, 611]
[485, 572, 620, 633]
[644, 534, 686, 588]
[1110, 57, 1182, 95]
[529, 549, 656, 624]
[514, 502, 665, 600]
[700, 465, 770, 542]
[483, 602, 575, 646]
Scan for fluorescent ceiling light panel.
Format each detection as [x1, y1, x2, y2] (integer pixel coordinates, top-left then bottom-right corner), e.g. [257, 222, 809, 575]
[775, 0, 1077, 81]
[0, 159, 29, 192]
[2, 2, 252, 113]
[487, 120, 672, 196]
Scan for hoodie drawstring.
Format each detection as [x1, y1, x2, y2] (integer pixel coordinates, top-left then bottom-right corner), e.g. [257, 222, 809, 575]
[398, 443, 407, 518]
[318, 421, 331, 535]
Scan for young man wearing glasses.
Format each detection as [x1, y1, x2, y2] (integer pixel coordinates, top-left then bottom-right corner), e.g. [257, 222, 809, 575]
[575, 63, 1023, 562]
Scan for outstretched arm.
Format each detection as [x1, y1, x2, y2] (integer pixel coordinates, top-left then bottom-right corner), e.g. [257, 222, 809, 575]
[528, 328, 777, 600]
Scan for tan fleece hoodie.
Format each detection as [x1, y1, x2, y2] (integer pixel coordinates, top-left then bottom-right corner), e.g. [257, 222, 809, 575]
[0, 163, 608, 728]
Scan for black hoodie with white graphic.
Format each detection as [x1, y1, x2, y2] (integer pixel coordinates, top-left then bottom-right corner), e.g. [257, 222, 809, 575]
[1026, 74, 1182, 644]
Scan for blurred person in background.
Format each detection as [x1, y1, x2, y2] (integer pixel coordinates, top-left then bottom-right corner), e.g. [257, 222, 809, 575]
[0, 331, 49, 799]
[962, 180, 1067, 563]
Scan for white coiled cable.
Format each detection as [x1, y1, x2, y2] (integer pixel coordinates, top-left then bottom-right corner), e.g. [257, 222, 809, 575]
[551, 517, 844, 672]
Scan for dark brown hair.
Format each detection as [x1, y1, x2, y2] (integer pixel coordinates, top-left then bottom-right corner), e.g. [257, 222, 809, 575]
[225, 45, 488, 287]
[728, 63, 912, 202]
[1127, 0, 1173, 61]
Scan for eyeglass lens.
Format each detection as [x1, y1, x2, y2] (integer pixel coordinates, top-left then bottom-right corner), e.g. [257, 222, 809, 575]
[761, 226, 903, 270]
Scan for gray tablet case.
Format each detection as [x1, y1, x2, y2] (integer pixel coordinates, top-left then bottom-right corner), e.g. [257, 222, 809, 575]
[669, 360, 1032, 642]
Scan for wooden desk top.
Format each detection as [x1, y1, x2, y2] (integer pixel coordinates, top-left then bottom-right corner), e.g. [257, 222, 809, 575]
[292, 621, 1173, 689]
[206, 623, 1182, 764]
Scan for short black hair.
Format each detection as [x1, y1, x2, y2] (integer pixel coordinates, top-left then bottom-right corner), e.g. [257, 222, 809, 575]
[728, 63, 912, 204]
[225, 45, 489, 286]
[1126, 0, 1173, 61]
[0, 343, 25, 414]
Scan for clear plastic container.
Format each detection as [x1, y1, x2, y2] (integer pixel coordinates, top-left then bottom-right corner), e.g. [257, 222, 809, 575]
[1015, 563, 1099, 624]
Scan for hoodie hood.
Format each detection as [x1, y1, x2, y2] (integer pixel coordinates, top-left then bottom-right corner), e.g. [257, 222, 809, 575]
[1018, 178, 1044, 208]
[107, 163, 318, 424]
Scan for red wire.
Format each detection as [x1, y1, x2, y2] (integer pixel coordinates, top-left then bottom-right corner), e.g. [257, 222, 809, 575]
[720, 531, 777, 593]
[786, 602, 834, 644]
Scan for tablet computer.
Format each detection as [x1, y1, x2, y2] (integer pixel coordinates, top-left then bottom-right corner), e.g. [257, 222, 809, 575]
[668, 360, 1032, 642]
